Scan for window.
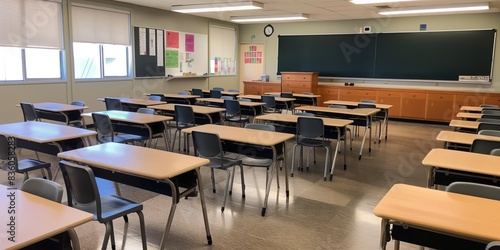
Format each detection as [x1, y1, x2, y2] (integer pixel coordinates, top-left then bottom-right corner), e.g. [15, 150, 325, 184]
[209, 25, 236, 75]
[72, 4, 131, 79]
[0, 0, 64, 82]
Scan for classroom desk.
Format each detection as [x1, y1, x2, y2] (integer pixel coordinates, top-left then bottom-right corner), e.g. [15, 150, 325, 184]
[449, 119, 479, 130]
[237, 94, 295, 112]
[30, 102, 88, 125]
[435, 130, 500, 149]
[148, 103, 225, 124]
[295, 105, 380, 160]
[186, 89, 239, 98]
[1, 185, 93, 250]
[422, 148, 500, 188]
[57, 143, 212, 249]
[196, 98, 264, 117]
[323, 100, 392, 142]
[374, 184, 500, 250]
[265, 92, 321, 106]
[181, 124, 294, 216]
[82, 110, 172, 147]
[147, 93, 200, 105]
[456, 112, 482, 120]
[253, 113, 353, 175]
[98, 97, 167, 111]
[460, 106, 483, 112]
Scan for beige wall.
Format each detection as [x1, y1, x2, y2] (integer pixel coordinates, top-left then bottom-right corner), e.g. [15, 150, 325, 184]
[239, 12, 500, 92]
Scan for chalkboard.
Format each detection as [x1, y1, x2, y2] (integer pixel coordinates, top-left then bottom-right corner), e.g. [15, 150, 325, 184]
[277, 29, 496, 82]
[165, 30, 208, 77]
[134, 26, 165, 77]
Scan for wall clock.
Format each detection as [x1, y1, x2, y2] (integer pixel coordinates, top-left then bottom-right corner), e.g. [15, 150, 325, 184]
[264, 24, 274, 37]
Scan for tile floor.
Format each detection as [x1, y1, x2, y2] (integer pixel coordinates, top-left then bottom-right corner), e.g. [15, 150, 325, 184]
[0, 120, 449, 249]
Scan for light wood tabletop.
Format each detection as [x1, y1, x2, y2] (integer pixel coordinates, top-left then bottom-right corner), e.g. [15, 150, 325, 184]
[436, 130, 500, 145]
[460, 106, 483, 112]
[265, 92, 321, 98]
[0, 121, 96, 143]
[97, 97, 167, 106]
[32, 102, 89, 112]
[237, 94, 296, 102]
[295, 105, 380, 116]
[254, 113, 353, 127]
[58, 142, 209, 180]
[186, 89, 239, 96]
[1, 185, 93, 250]
[148, 93, 200, 99]
[82, 110, 172, 124]
[449, 119, 479, 129]
[197, 98, 265, 107]
[422, 148, 500, 176]
[323, 100, 393, 109]
[374, 184, 500, 248]
[148, 103, 225, 114]
[456, 112, 482, 119]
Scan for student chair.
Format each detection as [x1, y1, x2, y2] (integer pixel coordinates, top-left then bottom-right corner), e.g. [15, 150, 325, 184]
[104, 98, 123, 111]
[192, 131, 244, 212]
[59, 160, 147, 250]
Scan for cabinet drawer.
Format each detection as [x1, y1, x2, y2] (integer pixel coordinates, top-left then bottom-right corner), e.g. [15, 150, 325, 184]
[283, 81, 312, 89]
[377, 91, 401, 98]
[428, 93, 454, 101]
[283, 87, 310, 94]
[282, 74, 313, 81]
[401, 92, 426, 99]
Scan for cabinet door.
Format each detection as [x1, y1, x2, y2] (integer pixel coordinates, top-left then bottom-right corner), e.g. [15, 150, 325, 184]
[401, 92, 427, 119]
[453, 94, 485, 118]
[282, 81, 312, 92]
[262, 84, 281, 93]
[377, 91, 401, 117]
[244, 82, 261, 95]
[319, 86, 339, 106]
[426, 93, 455, 121]
[483, 95, 500, 106]
[339, 89, 377, 102]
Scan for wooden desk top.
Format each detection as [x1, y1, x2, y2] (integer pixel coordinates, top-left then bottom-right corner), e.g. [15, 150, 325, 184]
[82, 110, 172, 124]
[449, 119, 479, 129]
[32, 102, 89, 112]
[0, 122, 96, 143]
[460, 106, 483, 112]
[197, 98, 265, 107]
[435, 130, 500, 145]
[187, 89, 239, 96]
[98, 97, 167, 106]
[265, 92, 321, 98]
[147, 93, 200, 99]
[57, 143, 209, 180]
[295, 105, 380, 116]
[422, 148, 500, 176]
[1, 185, 93, 250]
[237, 95, 295, 102]
[456, 112, 482, 119]
[323, 100, 393, 109]
[182, 124, 294, 147]
[254, 113, 353, 127]
[374, 184, 500, 242]
[148, 104, 225, 114]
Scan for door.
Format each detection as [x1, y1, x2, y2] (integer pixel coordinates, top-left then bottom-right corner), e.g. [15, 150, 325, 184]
[239, 43, 265, 91]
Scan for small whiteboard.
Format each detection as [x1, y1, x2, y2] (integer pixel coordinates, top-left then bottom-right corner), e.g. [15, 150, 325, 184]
[165, 30, 208, 77]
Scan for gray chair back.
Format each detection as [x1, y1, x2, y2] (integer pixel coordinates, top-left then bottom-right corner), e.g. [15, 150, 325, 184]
[220, 96, 234, 100]
[192, 131, 223, 159]
[281, 92, 294, 98]
[297, 117, 325, 140]
[490, 148, 500, 156]
[104, 98, 122, 111]
[486, 241, 500, 250]
[191, 88, 204, 97]
[224, 99, 242, 117]
[228, 89, 239, 93]
[20, 102, 39, 121]
[70, 100, 85, 107]
[294, 112, 315, 117]
[175, 105, 195, 127]
[482, 115, 500, 120]
[244, 123, 275, 132]
[137, 108, 155, 114]
[447, 181, 500, 201]
[480, 104, 499, 108]
[360, 99, 376, 104]
[92, 113, 114, 142]
[210, 90, 222, 98]
[21, 178, 63, 202]
[329, 104, 347, 109]
[261, 95, 276, 109]
[148, 95, 163, 101]
[0, 135, 18, 171]
[178, 91, 190, 95]
[470, 139, 500, 155]
[478, 122, 500, 132]
[478, 130, 500, 137]
[482, 110, 500, 115]
[212, 87, 224, 91]
[239, 98, 251, 102]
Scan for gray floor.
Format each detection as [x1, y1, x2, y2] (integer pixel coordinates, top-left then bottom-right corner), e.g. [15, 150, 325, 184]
[1, 120, 448, 249]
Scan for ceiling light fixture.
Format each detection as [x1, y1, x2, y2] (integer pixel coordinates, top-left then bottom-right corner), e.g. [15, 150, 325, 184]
[171, 1, 263, 14]
[379, 3, 489, 15]
[350, 0, 413, 4]
[230, 13, 309, 23]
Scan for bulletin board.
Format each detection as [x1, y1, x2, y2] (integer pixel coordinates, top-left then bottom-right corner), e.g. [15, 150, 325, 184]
[133, 26, 165, 77]
[165, 30, 208, 77]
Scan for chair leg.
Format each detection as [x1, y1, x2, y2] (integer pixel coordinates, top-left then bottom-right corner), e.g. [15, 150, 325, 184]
[67, 229, 81, 250]
[211, 168, 216, 193]
[229, 167, 236, 196]
[45, 167, 53, 180]
[137, 211, 148, 250]
[291, 144, 298, 177]
[240, 165, 245, 199]
[323, 147, 330, 181]
[102, 222, 112, 250]
[109, 220, 116, 250]
[221, 168, 232, 212]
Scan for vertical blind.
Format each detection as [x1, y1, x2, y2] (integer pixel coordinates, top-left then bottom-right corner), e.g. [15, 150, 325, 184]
[0, 0, 63, 49]
[72, 4, 130, 45]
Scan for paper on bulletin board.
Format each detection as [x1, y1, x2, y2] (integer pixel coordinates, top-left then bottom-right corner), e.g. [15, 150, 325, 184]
[156, 30, 164, 66]
[138, 27, 147, 55]
[149, 29, 156, 56]
[166, 31, 179, 48]
[166, 50, 179, 68]
[185, 34, 195, 52]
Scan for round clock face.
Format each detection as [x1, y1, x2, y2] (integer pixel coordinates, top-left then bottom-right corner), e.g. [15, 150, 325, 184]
[264, 24, 274, 37]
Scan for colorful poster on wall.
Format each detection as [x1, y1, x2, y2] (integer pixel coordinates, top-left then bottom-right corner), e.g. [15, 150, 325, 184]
[138, 27, 147, 55]
[185, 34, 195, 52]
[244, 45, 262, 64]
[166, 50, 179, 68]
[166, 31, 179, 48]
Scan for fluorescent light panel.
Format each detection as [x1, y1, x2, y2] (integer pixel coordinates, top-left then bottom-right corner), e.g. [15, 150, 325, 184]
[230, 13, 309, 23]
[379, 3, 489, 15]
[350, 0, 413, 4]
[172, 1, 263, 13]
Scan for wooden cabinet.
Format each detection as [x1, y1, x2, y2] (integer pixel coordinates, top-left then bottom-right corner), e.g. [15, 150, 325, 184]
[281, 72, 318, 94]
[339, 89, 377, 102]
[401, 92, 427, 119]
[377, 91, 401, 117]
[318, 85, 339, 106]
[426, 93, 454, 121]
[243, 81, 281, 95]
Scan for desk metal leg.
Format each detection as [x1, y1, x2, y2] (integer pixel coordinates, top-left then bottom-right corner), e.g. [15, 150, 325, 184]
[196, 168, 212, 245]
[329, 127, 341, 180]
[283, 143, 289, 198]
[159, 179, 178, 249]
[380, 218, 389, 250]
[262, 146, 277, 216]
[359, 120, 369, 160]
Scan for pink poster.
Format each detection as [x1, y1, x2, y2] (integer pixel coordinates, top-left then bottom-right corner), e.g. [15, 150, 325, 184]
[185, 34, 195, 52]
[166, 31, 179, 48]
